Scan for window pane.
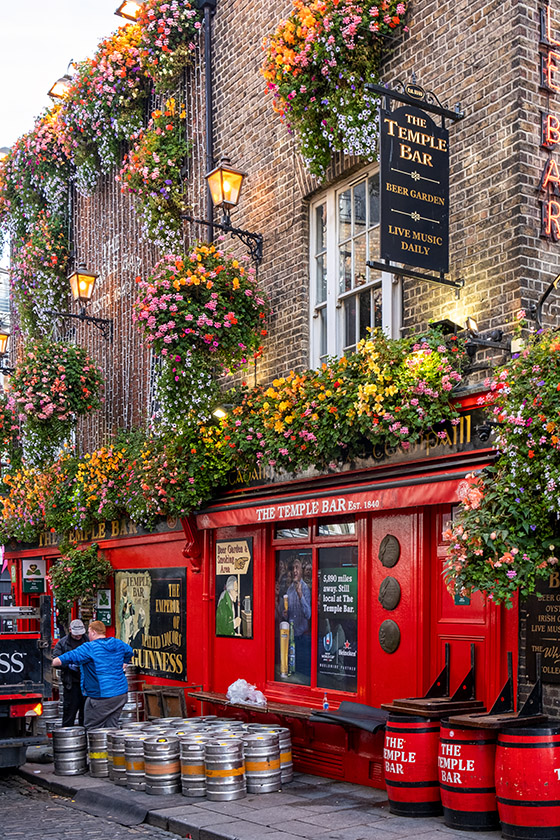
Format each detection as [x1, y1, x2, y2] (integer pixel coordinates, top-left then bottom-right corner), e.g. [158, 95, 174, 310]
[338, 189, 352, 242]
[316, 254, 327, 303]
[317, 545, 358, 692]
[373, 285, 382, 328]
[344, 296, 356, 352]
[368, 226, 379, 265]
[359, 289, 371, 342]
[315, 203, 327, 253]
[354, 234, 366, 287]
[275, 550, 312, 686]
[354, 181, 366, 232]
[339, 246, 352, 294]
[275, 525, 309, 539]
[369, 173, 380, 227]
[319, 306, 327, 360]
[318, 518, 356, 536]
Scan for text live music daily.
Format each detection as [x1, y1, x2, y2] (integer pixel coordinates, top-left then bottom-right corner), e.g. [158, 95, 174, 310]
[380, 105, 449, 274]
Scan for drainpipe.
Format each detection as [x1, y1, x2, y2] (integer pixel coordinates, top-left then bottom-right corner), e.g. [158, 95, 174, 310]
[199, 0, 217, 240]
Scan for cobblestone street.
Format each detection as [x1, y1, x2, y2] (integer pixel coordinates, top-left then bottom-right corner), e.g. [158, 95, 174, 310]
[0, 773, 182, 840]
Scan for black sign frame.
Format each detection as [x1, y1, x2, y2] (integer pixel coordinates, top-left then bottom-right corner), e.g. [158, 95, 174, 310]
[525, 572, 560, 684]
[115, 567, 186, 680]
[380, 104, 449, 273]
[366, 80, 464, 290]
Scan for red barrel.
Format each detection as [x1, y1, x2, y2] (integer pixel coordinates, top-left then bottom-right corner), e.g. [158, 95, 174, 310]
[496, 725, 560, 840]
[438, 721, 499, 831]
[384, 714, 442, 816]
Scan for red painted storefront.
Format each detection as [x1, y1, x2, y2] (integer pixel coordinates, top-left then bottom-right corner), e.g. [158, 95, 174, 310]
[4, 400, 518, 788]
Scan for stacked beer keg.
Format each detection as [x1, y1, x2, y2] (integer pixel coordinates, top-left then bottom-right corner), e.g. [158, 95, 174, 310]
[78, 716, 293, 798]
[55, 716, 294, 795]
[120, 664, 143, 724]
[53, 726, 88, 775]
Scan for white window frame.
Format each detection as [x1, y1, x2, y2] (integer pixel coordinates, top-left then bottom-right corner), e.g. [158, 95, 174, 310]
[309, 165, 401, 368]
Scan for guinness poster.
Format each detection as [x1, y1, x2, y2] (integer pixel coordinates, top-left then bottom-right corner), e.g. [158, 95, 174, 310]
[380, 104, 449, 273]
[115, 568, 186, 679]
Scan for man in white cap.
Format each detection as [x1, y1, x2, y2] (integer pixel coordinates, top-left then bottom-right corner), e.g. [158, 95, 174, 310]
[53, 619, 87, 727]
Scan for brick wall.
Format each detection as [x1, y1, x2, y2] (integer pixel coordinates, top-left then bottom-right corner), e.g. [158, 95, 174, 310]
[69, 0, 560, 709]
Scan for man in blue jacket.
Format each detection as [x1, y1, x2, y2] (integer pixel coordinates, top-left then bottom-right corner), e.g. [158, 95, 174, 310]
[53, 620, 134, 730]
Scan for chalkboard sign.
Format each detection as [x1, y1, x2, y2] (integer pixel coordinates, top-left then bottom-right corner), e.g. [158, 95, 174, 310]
[525, 572, 560, 683]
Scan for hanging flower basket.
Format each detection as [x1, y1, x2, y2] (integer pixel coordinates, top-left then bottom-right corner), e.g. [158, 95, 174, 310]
[10, 338, 103, 459]
[262, 0, 409, 176]
[133, 243, 270, 375]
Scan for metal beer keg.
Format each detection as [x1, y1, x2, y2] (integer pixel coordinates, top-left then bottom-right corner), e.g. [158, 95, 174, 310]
[53, 726, 87, 776]
[87, 728, 112, 778]
[258, 726, 293, 783]
[205, 739, 246, 801]
[124, 732, 149, 791]
[144, 735, 181, 794]
[110, 729, 133, 785]
[180, 740, 206, 797]
[242, 733, 281, 794]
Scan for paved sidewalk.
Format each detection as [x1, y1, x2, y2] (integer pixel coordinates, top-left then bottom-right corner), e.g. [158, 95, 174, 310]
[19, 761, 502, 840]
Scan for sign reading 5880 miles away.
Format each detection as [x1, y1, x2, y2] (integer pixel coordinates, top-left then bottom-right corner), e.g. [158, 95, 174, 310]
[380, 104, 449, 274]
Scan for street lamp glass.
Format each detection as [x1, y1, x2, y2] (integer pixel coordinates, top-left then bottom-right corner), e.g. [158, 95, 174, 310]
[48, 74, 72, 100]
[68, 266, 99, 305]
[115, 0, 142, 20]
[206, 158, 246, 210]
[0, 328, 9, 356]
[466, 316, 478, 336]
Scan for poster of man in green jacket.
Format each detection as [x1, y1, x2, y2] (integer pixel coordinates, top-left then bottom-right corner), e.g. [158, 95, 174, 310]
[215, 576, 242, 636]
[215, 538, 253, 638]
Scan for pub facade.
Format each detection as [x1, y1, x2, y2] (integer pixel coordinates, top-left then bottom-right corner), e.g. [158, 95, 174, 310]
[4, 0, 560, 786]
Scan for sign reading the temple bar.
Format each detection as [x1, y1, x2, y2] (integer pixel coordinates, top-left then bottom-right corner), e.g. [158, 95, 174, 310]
[380, 104, 449, 273]
[525, 570, 560, 683]
[115, 568, 186, 679]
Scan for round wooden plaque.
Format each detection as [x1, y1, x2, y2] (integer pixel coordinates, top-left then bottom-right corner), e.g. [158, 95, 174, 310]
[379, 534, 401, 568]
[378, 576, 401, 611]
[379, 619, 401, 654]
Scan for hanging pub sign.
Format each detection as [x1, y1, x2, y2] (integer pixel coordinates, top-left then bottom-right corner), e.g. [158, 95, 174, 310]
[525, 570, 560, 683]
[96, 589, 112, 625]
[366, 80, 464, 290]
[22, 557, 46, 594]
[115, 568, 186, 679]
[215, 538, 253, 639]
[380, 104, 449, 273]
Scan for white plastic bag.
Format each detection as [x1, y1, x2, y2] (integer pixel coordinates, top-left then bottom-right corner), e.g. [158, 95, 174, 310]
[226, 678, 267, 707]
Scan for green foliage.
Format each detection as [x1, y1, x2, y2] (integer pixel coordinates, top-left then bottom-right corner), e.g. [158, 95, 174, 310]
[445, 320, 560, 605]
[48, 541, 114, 619]
[262, 0, 408, 176]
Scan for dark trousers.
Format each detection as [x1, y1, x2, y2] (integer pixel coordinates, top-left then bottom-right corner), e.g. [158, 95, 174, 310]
[84, 693, 127, 731]
[62, 680, 86, 727]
